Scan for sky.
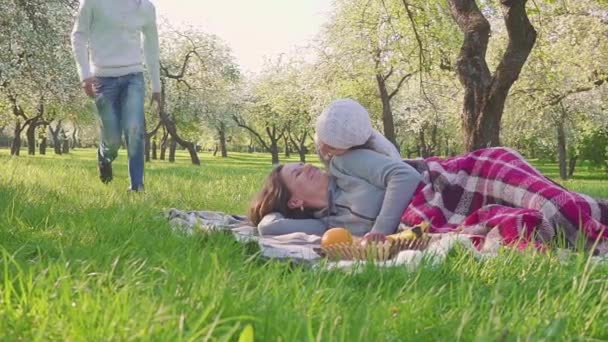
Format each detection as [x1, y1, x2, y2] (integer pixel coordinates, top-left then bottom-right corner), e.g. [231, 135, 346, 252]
[151, 0, 332, 74]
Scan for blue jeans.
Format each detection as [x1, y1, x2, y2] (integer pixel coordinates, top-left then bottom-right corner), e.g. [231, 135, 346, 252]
[94, 72, 145, 190]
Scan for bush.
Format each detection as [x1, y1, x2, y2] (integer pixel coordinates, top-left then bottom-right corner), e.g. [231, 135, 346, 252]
[577, 127, 608, 169]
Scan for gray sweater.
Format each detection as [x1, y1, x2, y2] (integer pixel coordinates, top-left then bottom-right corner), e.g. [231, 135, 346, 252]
[258, 149, 422, 236]
[71, 0, 161, 92]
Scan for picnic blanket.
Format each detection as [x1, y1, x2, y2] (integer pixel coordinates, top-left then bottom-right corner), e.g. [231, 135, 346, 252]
[401, 147, 608, 254]
[165, 208, 608, 269]
[165, 209, 526, 269]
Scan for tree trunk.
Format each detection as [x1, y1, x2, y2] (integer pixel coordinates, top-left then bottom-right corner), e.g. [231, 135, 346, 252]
[53, 140, 62, 154]
[448, 0, 537, 151]
[11, 120, 21, 156]
[145, 121, 162, 163]
[288, 129, 308, 163]
[429, 124, 438, 156]
[49, 121, 63, 155]
[295, 133, 307, 163]
[283, 134, 290, 158]
[145, 134, 151, 162]
[270, 140, 279, 165]
[169, 138, 177, 163]
[26, 119, 38, 155]
[151, 137, 158, 160]
[213, 144, 219, 157]
[71, 126, 80, 148]
[248, 136, 255, 153]
[158, 82, 200, 165]
[218, 124, 228, 158]
[420, 130, 431, 158]
[160, 131, 168, 160]
[298, 149, 306, 163]
[556, 119, 568, 180]
[62, 139, 70, 154]
[23, 101, 45, 155]
[233, 116, 283, 165]
[376, 75, 397, 147]
[38, 124, 48, 155]
[39, 137, 47, 155]
[568, 155, 577, 177]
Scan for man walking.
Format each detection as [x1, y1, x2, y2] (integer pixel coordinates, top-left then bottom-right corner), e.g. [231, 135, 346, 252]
[71, 0, 161, 191]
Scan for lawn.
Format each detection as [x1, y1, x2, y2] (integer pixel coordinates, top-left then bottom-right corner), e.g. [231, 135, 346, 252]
[1, 148, 607, 340]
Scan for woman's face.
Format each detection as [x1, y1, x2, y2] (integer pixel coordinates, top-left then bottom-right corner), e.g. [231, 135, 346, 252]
[280, 163, 329, 210]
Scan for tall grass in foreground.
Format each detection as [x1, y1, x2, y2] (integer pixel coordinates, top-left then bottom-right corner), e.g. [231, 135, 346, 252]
[1, 148, 607, 340]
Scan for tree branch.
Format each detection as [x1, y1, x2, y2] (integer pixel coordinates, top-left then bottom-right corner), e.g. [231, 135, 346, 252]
[160, 50, 195, 90]
[389, 72, 414, 99]
[6, 93, 28, 121]
[232, 115, 270, 151]
[545, 76, 608, 108]
[487, 0, 537, 106]
[401, 0, 426, 71]
[448, 0, 492, 89]
[383, 66, 394, 82]
[447, 0, 493, 135]
[146, 120, 163, 138]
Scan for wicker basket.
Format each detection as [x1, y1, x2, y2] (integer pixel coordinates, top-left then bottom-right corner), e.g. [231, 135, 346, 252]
[314, 237, 430, 261]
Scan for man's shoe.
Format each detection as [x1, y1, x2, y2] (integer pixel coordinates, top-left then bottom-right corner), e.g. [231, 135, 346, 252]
[99, 160, 113, 184]
[127, 185, 145, 193]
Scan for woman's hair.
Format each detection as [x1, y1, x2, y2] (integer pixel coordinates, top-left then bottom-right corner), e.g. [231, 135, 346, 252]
[248, 165, 315, 226]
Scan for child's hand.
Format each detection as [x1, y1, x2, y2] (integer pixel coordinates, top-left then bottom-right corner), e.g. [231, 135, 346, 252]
[359, 231, 387, 248]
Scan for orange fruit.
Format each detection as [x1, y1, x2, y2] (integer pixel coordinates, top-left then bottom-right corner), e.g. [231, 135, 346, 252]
[321, 227, 353, 247]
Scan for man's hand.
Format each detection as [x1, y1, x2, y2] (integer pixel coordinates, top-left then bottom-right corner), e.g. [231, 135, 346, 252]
[82, 78, 96, 98]
[150, 92, 162, 111]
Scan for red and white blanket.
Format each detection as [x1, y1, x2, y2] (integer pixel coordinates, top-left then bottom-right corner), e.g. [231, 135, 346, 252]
[401, 147, 608, 253]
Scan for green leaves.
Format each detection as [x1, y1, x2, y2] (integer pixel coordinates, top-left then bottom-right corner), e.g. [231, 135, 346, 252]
[238, 324, 255, 342]
[159, 26, 241, 144]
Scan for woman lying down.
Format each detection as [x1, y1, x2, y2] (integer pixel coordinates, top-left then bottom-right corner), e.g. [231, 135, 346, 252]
[248, 99, 608, 253]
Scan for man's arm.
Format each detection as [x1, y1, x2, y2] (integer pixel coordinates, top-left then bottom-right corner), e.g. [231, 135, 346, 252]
[71, 0, 93, 82]
[143, 4, 161, 94]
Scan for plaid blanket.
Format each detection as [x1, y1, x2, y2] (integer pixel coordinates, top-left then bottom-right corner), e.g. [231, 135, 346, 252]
[401, 147, 608, 253]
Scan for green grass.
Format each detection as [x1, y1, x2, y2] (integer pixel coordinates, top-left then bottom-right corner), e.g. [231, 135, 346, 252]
[1, 148, 608, 341]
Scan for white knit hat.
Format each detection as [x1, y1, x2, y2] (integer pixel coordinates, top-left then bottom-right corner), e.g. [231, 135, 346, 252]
[315, 99, 373, 149]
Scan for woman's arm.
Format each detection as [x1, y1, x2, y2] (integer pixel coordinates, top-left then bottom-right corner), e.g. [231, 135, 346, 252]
[331, 149, 422, 235]
[257, 212, 327, 236]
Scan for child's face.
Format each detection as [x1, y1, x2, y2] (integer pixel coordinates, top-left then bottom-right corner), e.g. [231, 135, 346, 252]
[318, 141, 348, 159]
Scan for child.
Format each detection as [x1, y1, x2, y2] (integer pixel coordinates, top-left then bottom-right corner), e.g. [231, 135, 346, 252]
[315, 99, 401, 163]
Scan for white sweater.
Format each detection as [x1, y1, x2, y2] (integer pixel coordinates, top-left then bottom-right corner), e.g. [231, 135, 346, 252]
[71, 0, 161, 92]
